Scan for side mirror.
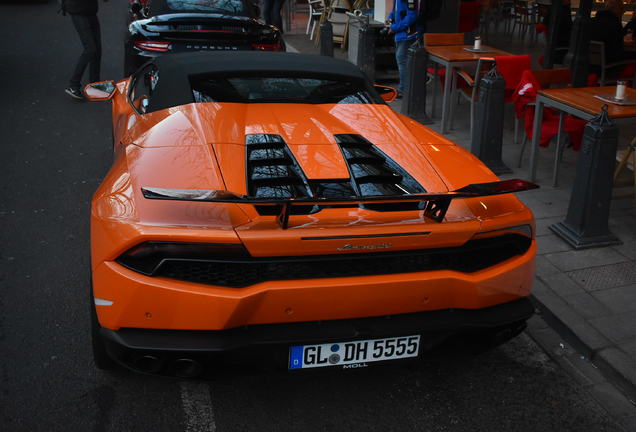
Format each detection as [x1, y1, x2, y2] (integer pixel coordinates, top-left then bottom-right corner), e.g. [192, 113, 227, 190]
[84, 81, 117, 101]
[374, 85, 398, 103]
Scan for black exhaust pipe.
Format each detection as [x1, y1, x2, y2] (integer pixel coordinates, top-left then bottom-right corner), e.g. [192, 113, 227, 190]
[133, 354, 163, 373]
[174, 358, 203, 378]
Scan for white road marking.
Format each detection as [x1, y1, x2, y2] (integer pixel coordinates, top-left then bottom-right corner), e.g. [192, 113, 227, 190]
[180, 381, 216, 432]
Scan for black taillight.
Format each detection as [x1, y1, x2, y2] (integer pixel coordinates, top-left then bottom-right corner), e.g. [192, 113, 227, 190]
[116, 242, 251, 275]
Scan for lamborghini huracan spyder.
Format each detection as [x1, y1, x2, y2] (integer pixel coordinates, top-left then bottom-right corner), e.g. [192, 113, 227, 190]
[86, 52, 537, 377]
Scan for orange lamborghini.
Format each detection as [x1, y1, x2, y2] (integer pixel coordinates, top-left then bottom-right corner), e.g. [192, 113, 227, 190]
[87, 52, 538, 377]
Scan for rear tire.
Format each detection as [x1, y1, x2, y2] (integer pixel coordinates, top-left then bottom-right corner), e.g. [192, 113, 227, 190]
[90, 284, 117, 370]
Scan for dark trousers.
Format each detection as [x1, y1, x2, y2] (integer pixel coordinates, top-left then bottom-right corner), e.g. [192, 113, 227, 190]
[262, 0, 286, 30]
[69, 14, 102, 89]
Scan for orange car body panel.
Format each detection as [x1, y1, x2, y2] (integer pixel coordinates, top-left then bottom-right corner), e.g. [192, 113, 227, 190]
[92, 78, 535, 332]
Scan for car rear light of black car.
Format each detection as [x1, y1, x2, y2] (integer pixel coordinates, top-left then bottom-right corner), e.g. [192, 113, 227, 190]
[117, 241, 251, 275]
[134, 41, 172, 52]
[251, 43, 283, 51]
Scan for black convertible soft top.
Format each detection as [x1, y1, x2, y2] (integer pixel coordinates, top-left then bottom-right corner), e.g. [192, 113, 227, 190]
[144, 52, 372, 112]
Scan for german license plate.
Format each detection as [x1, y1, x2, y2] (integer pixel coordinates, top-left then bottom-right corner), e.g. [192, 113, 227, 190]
[289, 335, 420, 369]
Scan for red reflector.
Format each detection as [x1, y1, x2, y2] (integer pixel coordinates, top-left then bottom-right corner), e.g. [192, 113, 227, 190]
[134, 41, 171, 52]
[251, 43, 283, 52]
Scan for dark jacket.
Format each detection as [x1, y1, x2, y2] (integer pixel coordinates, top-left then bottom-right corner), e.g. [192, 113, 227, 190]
[62, 0, 99, 16]
[590, 10, 625, 63]
[543, 4, 572, 47]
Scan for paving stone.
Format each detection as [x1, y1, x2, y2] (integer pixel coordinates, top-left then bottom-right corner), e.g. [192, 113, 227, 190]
[594, 348, 636, 403]
[567, 262, 636, 291]
[561, 292, 615, 320]
[610, 196, 636, 211]
[536, 233, 573, 255]
[620, 339, 636, 359]
[519, 196, 567, 218]
[532, 280, 611, 353]
[609, 215, 636, 242]
[544, 248, 629, 272]
[534, 255, 562, 277]
[612, 241, 636, 260]
[590, 313, 636, 344]
[534, 216, 565, 237]
[540, 272, 586, 297]
[591, 285, 636, 314]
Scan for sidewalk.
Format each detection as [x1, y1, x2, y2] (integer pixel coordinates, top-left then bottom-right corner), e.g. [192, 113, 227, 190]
[282, 19, 636, 403]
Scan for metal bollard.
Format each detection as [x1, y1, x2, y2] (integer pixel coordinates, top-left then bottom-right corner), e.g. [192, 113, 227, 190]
[550, 106, 621, 249]
[470, 66, 512, 175]
[320, 20, 334, 57]
[401, 43, 432, 124]
[356, 18, 375, 83]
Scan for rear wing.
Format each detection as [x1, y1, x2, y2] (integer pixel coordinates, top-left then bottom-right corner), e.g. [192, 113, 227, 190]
[142, 179, 538, 229]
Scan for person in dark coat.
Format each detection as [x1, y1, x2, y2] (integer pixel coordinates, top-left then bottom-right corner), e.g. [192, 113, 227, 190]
[541, 0, 573, 64]
[589, 0, 636, 64]
[61, 0, 109, 100]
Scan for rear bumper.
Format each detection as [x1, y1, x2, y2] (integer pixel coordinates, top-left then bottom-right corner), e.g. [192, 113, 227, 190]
[100, 297, 534, 375]
[93, 240, 536, 331]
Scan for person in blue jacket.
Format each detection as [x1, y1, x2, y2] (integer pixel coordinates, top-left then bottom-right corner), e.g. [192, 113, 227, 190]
[386, 0, 419, 97]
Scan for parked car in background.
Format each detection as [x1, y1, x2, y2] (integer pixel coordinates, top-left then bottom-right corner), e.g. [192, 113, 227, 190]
[124, 0, 284, 75]
[86, 52, 538, 377]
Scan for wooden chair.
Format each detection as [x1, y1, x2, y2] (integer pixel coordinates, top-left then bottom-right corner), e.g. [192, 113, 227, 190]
[614, 136, 636, 200]
[517, 68, 578, 187]
[510, 0, 539, 42]
[424, 33, 465, 117]
[451, 54, 531, 141]
[306, 0, 324, 41]
[589, 40, 636, 87]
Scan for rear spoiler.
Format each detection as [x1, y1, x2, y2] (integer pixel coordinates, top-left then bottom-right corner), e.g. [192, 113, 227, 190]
[142, 179, 538, 229]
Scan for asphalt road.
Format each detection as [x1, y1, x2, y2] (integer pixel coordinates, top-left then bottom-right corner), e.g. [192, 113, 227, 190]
[0, 1, 628, 431]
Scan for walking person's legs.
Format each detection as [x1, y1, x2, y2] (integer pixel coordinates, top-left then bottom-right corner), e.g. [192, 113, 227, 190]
[262, 0, 275, 25]
[394, 39, 411, 95]
[87, 15, 102, 83]
[271, 0, 286, 31]
[67, 14, 101, 99]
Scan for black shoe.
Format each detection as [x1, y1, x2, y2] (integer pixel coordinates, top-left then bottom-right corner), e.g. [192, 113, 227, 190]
[65, 87, 84, 101]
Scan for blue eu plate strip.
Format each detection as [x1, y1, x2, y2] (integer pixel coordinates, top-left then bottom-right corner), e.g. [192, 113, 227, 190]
[289, 345, 304, 369]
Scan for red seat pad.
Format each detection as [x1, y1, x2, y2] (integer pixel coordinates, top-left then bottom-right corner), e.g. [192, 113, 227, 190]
[513, 70, 586, 150]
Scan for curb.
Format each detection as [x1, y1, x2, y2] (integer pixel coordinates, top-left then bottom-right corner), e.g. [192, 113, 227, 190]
[530, 276, 636, 402]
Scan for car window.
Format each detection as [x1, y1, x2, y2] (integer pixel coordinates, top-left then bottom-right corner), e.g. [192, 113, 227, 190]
[190, 75, 382, 104]
[163, 0, 246, 14]
[129, 65, 159, 114]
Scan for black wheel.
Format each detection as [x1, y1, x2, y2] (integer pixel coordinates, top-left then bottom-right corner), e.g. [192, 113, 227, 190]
[90, 283, 117, 370]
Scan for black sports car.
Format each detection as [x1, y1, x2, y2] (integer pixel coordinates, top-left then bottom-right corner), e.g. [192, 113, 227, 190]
[124, 0, 285, 76]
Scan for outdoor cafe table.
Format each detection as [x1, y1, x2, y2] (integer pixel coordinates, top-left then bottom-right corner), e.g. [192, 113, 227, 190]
[528, 86, 636, 182]
[425, 45, 513, 134]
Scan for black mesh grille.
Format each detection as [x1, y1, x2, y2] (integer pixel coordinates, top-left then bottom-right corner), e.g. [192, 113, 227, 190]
[150, 234, 532, 288]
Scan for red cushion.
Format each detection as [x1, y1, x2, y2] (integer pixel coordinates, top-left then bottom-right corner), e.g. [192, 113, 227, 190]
[426, 67, 446, 77]
[494, 55, 532, 90]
